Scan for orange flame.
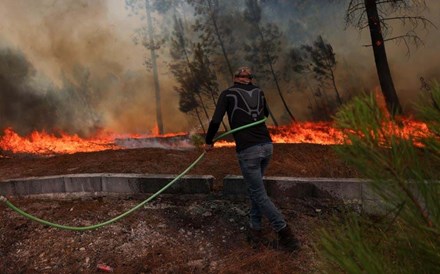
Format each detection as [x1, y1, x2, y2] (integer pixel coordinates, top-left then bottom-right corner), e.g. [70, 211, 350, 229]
[0, 118, 432, 156]
[151, 123, 160, 136]
[270, 121, 345, 144]
[0, 128, 119, 155]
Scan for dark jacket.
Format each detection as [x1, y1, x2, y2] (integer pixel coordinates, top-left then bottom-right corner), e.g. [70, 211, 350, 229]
[205, 82, 272, 152]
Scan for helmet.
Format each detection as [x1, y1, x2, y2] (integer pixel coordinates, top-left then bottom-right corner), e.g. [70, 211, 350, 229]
[233, 66, 254, 84]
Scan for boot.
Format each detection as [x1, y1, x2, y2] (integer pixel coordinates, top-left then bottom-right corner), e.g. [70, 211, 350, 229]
[247, 228, 266, 248]
[277, 225, 300, 252]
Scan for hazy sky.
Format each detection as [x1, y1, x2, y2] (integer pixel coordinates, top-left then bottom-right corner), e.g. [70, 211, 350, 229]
[0, 0, 439, 134]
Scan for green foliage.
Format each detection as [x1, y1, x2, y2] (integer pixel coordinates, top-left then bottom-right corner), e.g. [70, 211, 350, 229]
[319, 85, 440, 273]
[189, 133, 205, 148]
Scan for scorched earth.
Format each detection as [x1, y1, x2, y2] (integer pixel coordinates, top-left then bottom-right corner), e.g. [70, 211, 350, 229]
[0, 144, 360, 273]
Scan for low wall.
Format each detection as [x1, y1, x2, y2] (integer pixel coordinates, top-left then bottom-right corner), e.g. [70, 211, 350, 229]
[0, 174, 382, 212]
[0, 174, 214, 197]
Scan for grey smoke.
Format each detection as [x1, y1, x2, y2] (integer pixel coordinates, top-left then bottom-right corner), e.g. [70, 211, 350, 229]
[0, 0, 439, 136]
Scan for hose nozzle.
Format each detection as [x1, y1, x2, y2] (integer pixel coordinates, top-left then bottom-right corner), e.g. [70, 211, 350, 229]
[0, 195, 7, 202]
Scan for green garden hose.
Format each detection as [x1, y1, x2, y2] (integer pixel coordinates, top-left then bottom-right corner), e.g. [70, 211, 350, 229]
[0, 117, 267, 231]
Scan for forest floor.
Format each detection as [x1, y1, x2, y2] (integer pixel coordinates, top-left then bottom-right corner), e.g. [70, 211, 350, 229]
[0, 144, 360, 273]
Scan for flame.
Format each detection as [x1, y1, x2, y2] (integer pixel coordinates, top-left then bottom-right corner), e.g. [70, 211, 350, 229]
[0, 128, 119, 155]
[151, 123, 160, 136]
[270, 121, 345, 144]
[0, 118, 432, 156]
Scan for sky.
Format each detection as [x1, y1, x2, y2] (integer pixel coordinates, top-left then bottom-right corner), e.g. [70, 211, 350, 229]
[0, 0, 439, 135]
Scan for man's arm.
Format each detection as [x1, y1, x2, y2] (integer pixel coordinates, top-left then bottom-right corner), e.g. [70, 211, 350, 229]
[205, 121, 221, 145]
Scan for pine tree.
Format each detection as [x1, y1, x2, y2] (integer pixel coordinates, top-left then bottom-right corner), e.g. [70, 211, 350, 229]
[319, 83, 440, 273]
[243, 0, 295, 124]
[345, 0, 435, 116]
[287, 35, 342, 119]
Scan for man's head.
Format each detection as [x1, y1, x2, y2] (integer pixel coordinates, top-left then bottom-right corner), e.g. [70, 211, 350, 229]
[233, 66, 254, 84]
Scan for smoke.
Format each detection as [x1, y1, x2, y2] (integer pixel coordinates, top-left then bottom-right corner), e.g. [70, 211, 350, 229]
[0, 48, 60, 134]
[0, 0, 186, 136]
[0, 0, 439, 136]
[260, 1, 440, 117]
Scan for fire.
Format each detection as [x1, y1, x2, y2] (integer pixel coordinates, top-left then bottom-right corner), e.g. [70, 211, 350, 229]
[0, 128, 119, 155]
[214, 121, 345, 148]
[0, 118, 431, 156]
[270, 121, 345, 145]
[151, 123, 160, 136]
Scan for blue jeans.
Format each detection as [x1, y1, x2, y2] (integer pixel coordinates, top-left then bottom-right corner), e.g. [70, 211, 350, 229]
[237, 143, 286, 232]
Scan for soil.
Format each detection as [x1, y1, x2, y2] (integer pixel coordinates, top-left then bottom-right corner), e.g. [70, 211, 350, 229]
[0, 144, 360, 185]
[0, 144, 360, 273]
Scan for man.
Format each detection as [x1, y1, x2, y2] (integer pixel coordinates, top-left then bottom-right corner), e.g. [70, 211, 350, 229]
[204, 66, 300, 251]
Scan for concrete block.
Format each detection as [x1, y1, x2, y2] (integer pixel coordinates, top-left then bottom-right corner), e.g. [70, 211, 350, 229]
[0, 174, 214, 197]
[102, 174, 137, 193]
[266, 177, 364, 202]
[223, 175, 364, 200]
[11, 177, 66, 195]
[64, 174, 103, 193]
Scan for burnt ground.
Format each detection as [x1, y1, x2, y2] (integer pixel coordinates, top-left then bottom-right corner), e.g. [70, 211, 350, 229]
[0, 144, 360, 273]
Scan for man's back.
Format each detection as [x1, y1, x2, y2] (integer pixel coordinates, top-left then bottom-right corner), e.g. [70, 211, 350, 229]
[211, 83, 272, 152]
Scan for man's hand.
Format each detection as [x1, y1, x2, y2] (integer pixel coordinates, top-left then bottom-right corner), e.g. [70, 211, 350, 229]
[203, 143, 214, 152]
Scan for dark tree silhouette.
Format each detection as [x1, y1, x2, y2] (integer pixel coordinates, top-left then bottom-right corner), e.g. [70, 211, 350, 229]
[173, 65, 208, 132]
[169, 15, 228, 130]
[345, 0, 435, 115]
[191, 44, 221, 114]
[292, 35, 342, 106]
[188, 0, 236, 79]
[243, 0, 294, 124]
[177, 85, 206, 133]
[169, 13, 209, 122]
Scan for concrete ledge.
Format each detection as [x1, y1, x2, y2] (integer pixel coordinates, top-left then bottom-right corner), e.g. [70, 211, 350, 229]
[224, 175, 367, 197]
[0, 174, 214, 197]
[0, 174, 392, 215]
[2, 174, 435, 216]
[223, 175, 374, 210]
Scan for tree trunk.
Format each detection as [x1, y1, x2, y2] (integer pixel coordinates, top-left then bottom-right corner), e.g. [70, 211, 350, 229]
[330, 68, 342, 105]
[196, 93, 210, 121]
[365, 0, 402, 115]
[145, 0, 164, 134]
[268, 107, 279, 126]
[256, 25, 296, 122]
[194, 107, 206, 134]
[206, 0, 234, 79]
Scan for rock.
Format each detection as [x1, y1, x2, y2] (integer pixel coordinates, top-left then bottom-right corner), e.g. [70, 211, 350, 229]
[232, 207, 247, 216]
[187, 259, 204, 269]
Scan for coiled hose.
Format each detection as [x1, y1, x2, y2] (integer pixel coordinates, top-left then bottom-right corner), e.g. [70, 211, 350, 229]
[0, 118, 267, 231]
